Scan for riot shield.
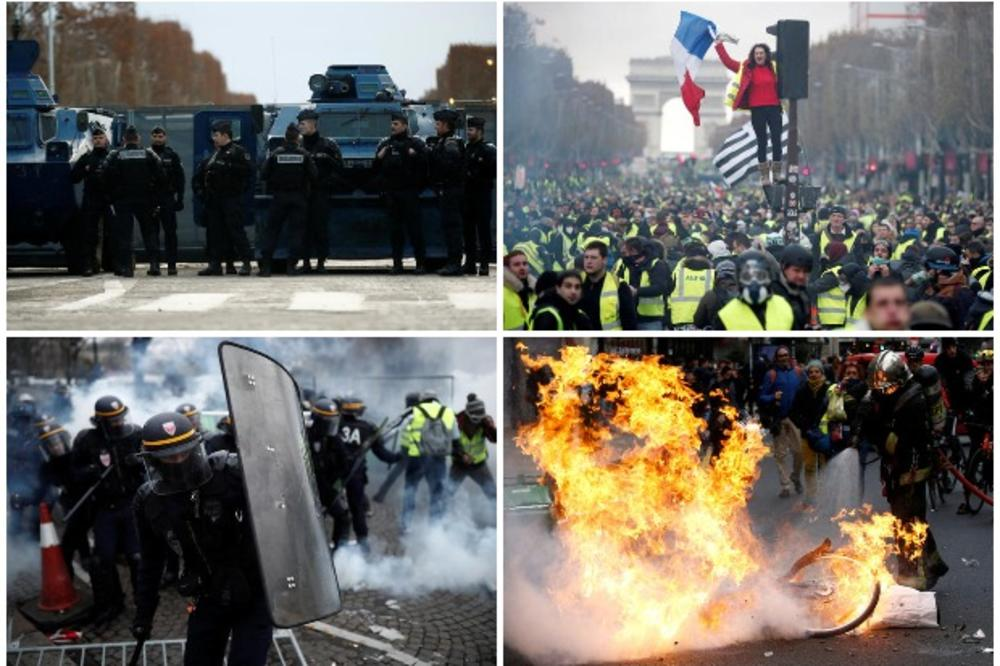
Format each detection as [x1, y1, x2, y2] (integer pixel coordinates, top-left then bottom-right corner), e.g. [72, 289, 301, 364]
[218, 342, 341, 626]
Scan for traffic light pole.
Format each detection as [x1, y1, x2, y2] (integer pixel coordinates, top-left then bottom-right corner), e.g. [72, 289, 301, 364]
[783, 98, 800, 224]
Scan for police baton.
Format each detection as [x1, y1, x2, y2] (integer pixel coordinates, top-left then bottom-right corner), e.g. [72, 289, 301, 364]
[62, 466, 114, 523]
[128, 637, 146, 666]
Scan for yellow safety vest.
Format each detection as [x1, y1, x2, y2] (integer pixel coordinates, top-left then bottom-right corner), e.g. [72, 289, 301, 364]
[622, 258, 666, 318]
[816, 267, 847, 328]
[978, 310, 993, 331]
[858, 213, 876, 230]
[670, 262, 713, 325]
[717, 295, 794, 331]
[458, 428, 488, 464]
[512, 241, 545, 276]
[503, 285, 535, 330]
[819, 228, 857, 255]
[846, 294, 866, 327]
[402, 401, 456, 457]
[971, 265, 992, 290]
[528, 305, 564, 331]
[892, 237, 917, 260]
[583, 272, 622, 330]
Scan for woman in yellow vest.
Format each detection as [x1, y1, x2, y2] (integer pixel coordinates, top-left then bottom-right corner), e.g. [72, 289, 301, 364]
[716, 36, 783, 186]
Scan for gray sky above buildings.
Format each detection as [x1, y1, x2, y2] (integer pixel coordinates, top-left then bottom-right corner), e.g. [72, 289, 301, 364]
[137, 2, 497, 102]
[522, 2, 852, 102]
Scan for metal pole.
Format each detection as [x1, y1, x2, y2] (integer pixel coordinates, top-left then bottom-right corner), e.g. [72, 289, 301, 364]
[783, 99, 800, 228]
[47, 3, 55, 96]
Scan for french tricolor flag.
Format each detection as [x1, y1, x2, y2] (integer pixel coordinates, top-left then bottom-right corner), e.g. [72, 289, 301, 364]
[670, 10, 718, 127]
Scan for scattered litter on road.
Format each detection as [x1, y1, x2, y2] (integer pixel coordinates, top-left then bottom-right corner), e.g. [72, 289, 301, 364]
[961, 558, 981, 567]
[369, 625, 406, 642]
[961, 629, 986, 643]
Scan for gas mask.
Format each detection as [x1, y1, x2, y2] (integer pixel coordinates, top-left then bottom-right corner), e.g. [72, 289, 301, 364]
[739, 259, 771, 305]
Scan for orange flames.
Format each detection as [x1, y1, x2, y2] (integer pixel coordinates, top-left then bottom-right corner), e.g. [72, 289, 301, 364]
[514, 345, 927, 656]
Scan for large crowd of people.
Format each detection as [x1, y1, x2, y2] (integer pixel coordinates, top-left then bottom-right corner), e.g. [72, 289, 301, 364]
[503, 170, 993, 331]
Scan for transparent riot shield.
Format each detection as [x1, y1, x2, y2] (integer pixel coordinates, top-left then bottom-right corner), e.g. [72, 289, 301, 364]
[218, 341, 341, 626]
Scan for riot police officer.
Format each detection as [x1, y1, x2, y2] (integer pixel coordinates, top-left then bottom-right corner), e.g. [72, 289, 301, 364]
[297, 109, 344, 273]
[198, 120, 254, 276]
[860, 351, 949, 590]
[331, 396, 400, 551]
[374, 112, 428, 274]
[38, 422, 93, 573]
[149, 126, 186, 275]
[131, 412, 272, 665]
[102, 125, 167, 277]
[204, 413, 237, 455]
[175, 403, 203, 433]
[307, 398, 341, 522]
[427, 109, 466, 276]
[70, 396, 145, 624]
[259, 124, 317, 277]
[462, 117, 495, 276]
[69, 123, 112, 276]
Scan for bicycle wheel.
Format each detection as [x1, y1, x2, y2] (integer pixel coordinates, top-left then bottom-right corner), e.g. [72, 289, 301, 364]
[964, 449, 992, 515]
[788, 553, 881, 638]
[939, 438, 964, 494]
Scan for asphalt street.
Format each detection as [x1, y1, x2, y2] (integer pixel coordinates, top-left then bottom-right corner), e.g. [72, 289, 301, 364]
[6, 262, 496, 331]
[503, 435, 993, 665]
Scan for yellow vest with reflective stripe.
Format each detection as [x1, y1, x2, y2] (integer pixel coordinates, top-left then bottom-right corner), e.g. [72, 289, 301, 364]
[622, 258, 666, 318]
[458, 428, 488, 464]
[978, 310, 993, 330]
[584, 272, 622, 330]
[402, 401, 456, 457]
[846, 294, 866, 327]
[670, 262, 713, 325]
[816, 267, 847, 327]
[971, 265, 992, 289]
[892, 237, 917, 260]
[512, 241, 545, 276]
[528, 305, 564, 331]
[504, 285, 535, 330]
[858, 213, 876, 230]
[819, 228, 857, 255]
[717, 295, 794, 331]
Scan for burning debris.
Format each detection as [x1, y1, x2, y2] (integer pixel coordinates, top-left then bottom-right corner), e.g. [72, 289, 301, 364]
[511, 345, 930, 660]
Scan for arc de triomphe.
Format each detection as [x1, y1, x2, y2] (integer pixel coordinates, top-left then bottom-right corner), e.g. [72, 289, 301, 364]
[627, 56, 732, 157]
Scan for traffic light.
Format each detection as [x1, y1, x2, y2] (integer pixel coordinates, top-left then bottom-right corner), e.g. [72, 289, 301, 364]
[867, 159, 878, 174]
[766, 20, 810, 99]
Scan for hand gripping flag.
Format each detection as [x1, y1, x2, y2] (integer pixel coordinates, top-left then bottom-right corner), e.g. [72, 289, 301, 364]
[671, 11, 717, 126]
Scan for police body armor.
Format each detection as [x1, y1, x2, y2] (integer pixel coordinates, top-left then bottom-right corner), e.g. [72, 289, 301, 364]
[465, 140, 496, 192]
[427, 133, 465, 190]
[302, 134, 344, 191]
[264, 146, 312, 193]
[104, 144, 162, 201]
[71, 147, 111, 206]
[71, 426, 145, 508]
[375, 135, 426, 190]
[150, 144, 184, 197]
[205, 143, 252, 198]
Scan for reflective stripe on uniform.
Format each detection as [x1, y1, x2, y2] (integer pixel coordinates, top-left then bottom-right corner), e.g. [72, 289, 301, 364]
[669, 263, 712, 325]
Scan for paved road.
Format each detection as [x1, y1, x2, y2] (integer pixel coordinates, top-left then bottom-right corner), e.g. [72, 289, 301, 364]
[7, 262, 496, 331]
[504, 436, 993, 665]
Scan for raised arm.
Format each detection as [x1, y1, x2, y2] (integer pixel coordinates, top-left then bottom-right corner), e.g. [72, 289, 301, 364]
[715, 41, 741, 73]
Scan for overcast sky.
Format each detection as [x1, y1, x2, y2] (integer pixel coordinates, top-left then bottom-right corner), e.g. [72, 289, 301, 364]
[137, 2, 496, 102]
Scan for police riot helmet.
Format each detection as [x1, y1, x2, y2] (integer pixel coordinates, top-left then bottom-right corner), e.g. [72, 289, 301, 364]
[175, 403, 202, 432]
[338, 395, 365, 417]
[140, 412, 212, 496]
[310, 397, 341, 437]
[37, 422, 71, 459]
[924, 246, 960, 274]
[737, 251, 772, 306]
[781, 244, 814, 272]
[217, 413, 233, 435]
[92, 395, 130, 440]
[867, 350, 911, 396]
[13, 393, 36, 418]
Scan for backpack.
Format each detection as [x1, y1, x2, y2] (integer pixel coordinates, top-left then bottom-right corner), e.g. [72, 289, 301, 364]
[415, 404, 451, 457]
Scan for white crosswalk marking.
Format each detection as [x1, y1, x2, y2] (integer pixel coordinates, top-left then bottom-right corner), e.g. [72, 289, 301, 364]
[132, 293, 233, 312]
[447, 292, 494, 310]
[288, 291, 366, 311]
[53, 280, 131, 311]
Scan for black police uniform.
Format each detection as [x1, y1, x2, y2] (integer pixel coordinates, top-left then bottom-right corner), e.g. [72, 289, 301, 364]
[69, 141, 111, 275]
[330, 416, 400, 547]
[150, 141, 186, 272]
[102, 142, 167, 276]
[70, 423, 145, 618]
[373, 129, 428, 270]
[38, 425, 94, 572]
[202, 136, 254, 274]
[259, 141, 318, 274]
[193, 158, 237, 274]
[300, 126, 344, 271]
[426, 122, 466, 273]
[462, 132, 496, 274]
[134, 453, 272, 665]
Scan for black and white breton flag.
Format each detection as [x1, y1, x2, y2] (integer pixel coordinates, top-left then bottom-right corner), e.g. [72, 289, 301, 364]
[712, 114, 790, 187]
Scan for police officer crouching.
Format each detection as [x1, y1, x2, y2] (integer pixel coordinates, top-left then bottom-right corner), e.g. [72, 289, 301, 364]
[149, 126, 186, 275]
[131, 412, 273, 664]
[297, 109, 344, 273]
[463, 117, 495, 276]
[199, 120, 255, 276]
[374, 112, 428, 274]
[259, 123, 317, 277]
[102, 125, 167, 277]
[427, 109, 466, 276]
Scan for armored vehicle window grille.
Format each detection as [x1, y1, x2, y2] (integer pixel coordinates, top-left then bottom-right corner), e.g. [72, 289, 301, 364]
[319, 112, 395, 140]
[39, 112, 57, 143]
[7, 113, 33, 147]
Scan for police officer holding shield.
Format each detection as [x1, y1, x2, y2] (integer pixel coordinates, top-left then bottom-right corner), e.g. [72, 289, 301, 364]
[374, 112, 428, 274]
[426, 109, 466, 276]
[149, 126, 185, 275]
[102, 125, 167, 277]
[258, 124, 317, 277]
[462, 117, 495, 276]
[199, 120, 254, 277]
[297, 109, 344, 273]
[131, 412, 272, 665]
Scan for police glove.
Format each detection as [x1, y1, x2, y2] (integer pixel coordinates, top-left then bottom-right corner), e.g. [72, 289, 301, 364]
[174, 197, 184, 212]
[130, 622, 151, 641]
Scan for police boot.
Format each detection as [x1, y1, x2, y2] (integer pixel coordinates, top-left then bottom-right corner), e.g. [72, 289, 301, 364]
[147, 262, 161, 276]
[391, 260, 404, 275]
[479, 262, 490, 276]
[167, 263, 177, 276]
[414, 261, 426, 276]
[463, 260, 477, 275]
[225, 262, 238, 275]
[771, 161, 784, 184]
[758, 162, 771, 187]
[258, 260, 272, 278]
[301, 260, 313, 273]
[437, 263, 464, 277]
[238, 261, 252, 276]
[316, 259, 326, 273]
[198, 264, 223, 276]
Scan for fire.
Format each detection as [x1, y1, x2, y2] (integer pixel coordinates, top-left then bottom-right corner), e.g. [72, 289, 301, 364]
[514, 345, 927, 656]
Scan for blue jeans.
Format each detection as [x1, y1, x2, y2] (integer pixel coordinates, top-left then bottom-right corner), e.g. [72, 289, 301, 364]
[401, 456, 447, 529]
[636, 321, 663, 331]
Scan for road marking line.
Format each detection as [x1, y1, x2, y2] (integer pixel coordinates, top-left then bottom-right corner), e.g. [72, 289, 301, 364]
[7, 277, 89, 292]
[132, 293, 233, 312]
[53, 280, 132, 311]
[288, 291, 365, 312]
[305, 622, 432, 666]
[447, 292, 494, 310]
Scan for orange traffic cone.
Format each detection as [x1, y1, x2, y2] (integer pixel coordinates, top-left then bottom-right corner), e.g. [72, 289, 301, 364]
[38, 502, 80, 612]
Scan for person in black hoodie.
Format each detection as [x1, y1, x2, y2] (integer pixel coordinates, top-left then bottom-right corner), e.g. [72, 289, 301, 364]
[619, 237, 670, 330]
[694, 259, 738, 329]
[773, 244, 813, 329]
[528, 271, 593, 330]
